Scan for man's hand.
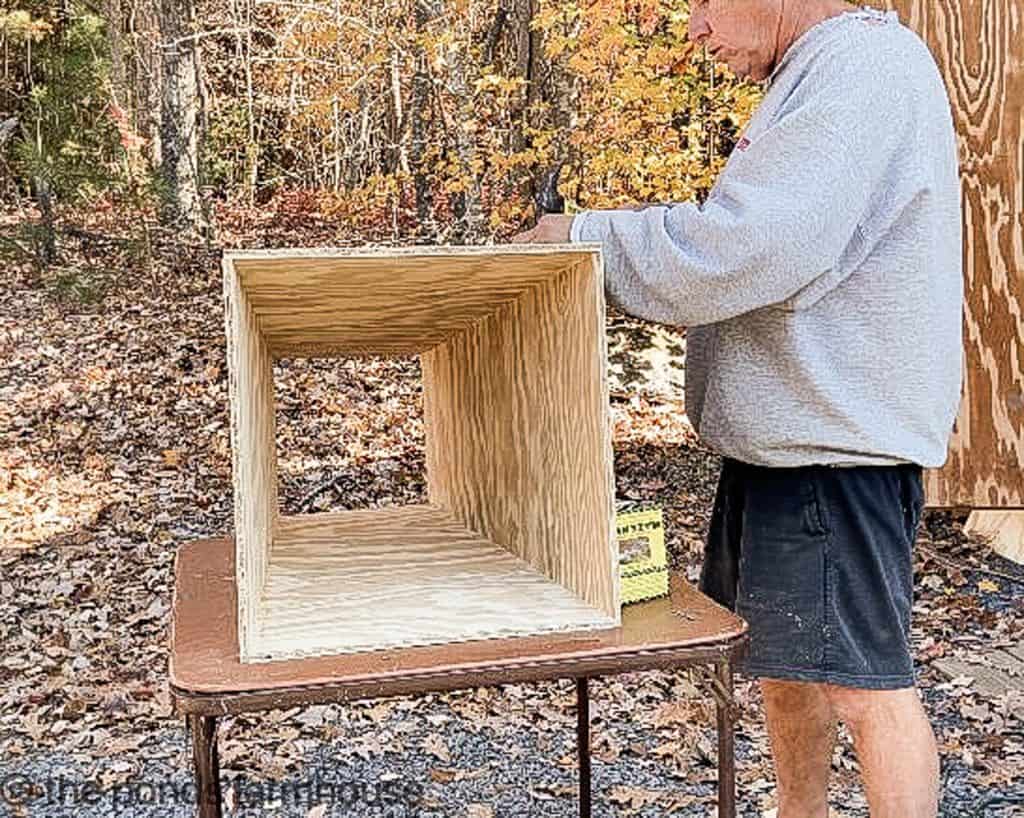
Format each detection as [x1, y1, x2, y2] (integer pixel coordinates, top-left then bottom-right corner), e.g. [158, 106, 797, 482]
[512, 214, 574, 244]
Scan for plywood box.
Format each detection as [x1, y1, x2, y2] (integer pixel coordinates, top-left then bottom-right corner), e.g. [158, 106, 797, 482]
[222, 245, 620, 663]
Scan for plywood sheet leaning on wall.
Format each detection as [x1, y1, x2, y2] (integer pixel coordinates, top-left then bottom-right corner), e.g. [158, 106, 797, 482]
[222, 245, 620, 663]
[964, 510, 1024, 564]
[884, 0, 1023, 508]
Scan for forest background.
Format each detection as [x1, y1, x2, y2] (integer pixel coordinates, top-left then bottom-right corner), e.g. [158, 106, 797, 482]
[0, 0, 763, 278]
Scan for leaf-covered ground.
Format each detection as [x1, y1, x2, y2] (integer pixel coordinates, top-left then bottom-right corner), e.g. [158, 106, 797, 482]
[1, 220, 1022, 817]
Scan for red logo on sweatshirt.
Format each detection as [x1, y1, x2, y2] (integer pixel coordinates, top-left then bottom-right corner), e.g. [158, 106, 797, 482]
[736, 137, 751, 152]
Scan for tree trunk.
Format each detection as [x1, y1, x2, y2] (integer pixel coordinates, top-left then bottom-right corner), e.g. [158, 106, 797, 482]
[35, 176, 57, 266]
[105, 0, 128, 109]
[513, 0, 543, 111]
[511, 0, 545, 214]
[348, 85, 370, 188]
[234, 0, 258, 203]
[449, 29, 482, 243]
[386, 49, 409, 176]
[411, 0, 436, 240]
[158, 0, 205, 232]
[130, 0, 162, 169]
[546, 22, 576, 212]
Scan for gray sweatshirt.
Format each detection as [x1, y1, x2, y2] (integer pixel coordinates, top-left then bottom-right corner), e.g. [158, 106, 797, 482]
[570, 6, 963, 468]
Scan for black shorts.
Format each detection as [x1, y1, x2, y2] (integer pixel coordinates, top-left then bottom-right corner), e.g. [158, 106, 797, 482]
[699, 456, 926, 690]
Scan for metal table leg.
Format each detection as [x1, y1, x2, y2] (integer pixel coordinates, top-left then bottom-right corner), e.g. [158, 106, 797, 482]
[577, 676, 591, 818]
[188, 714, 223, 818]
[715, 660, 737, 818]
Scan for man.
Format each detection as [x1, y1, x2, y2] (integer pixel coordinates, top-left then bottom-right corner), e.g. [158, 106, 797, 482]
[514, 2, 963, 817]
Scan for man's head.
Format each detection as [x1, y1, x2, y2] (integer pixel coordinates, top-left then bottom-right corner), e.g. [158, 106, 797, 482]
[688, 0, 859, 83]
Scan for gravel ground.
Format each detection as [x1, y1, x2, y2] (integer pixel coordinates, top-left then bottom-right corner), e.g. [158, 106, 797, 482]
[1, 675, 1020, 818]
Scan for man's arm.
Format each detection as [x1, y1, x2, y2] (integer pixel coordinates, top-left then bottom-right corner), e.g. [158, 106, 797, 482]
[569, 57, 913, 327]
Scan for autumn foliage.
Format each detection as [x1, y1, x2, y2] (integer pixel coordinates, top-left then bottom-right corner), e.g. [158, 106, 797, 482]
[1, 0, 762, 248]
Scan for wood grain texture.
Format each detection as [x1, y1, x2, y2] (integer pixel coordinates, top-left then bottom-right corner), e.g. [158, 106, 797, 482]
[249, 505, 617, 661]
[221, 245, 618, 663]
[223, 256, 278, 662]
[884, 1, 1024, 508]
[964, 509, 1024, 564]
[226, 246, 599, 357]
[422, 257, 620, 621]
[934, 646, 1024, 697]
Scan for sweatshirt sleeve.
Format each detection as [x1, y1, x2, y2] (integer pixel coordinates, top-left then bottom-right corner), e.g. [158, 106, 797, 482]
[569, 52, 912, 327]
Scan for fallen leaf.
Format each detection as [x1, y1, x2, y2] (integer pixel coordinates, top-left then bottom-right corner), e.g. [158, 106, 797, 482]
[421, 733, 450, 763]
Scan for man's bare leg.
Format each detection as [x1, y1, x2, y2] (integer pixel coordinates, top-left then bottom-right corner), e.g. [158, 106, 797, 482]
[825, 686, 940, 818]
[761, 679, 837, 818]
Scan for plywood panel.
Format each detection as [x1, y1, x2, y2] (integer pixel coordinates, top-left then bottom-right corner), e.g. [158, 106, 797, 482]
[247, 505, 615, 660]
[964, 509, 1024, 563]
[934, 648, 1024, 697]
[223, 256, 277, 661]
[422, 257, 620, 620]
[227, 246, 594, 357]
[884, 0, 1024, 508]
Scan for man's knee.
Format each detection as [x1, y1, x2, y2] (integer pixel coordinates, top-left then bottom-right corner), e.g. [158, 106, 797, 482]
[761, 677, 823, 698]
[823, 683, 919, 727]
[760, 678, 832, 715]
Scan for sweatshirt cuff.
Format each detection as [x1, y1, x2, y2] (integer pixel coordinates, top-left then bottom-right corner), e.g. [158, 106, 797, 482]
[570, 210, 598, 244]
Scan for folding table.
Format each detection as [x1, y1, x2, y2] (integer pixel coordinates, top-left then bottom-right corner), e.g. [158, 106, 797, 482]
[169, 537, 749, 817]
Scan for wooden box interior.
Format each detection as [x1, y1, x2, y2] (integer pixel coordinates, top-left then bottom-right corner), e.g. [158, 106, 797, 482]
[223, 246, 619, 662]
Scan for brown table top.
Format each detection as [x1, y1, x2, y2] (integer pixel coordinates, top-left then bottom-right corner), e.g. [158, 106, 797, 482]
[169, 538, 747, 715]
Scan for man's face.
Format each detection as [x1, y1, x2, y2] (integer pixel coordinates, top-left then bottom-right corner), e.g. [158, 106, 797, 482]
[688, 0, 781, 82]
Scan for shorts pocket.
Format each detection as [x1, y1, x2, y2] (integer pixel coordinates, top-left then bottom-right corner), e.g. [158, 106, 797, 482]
[803, 473, 830, 539]
[736, 475, 828, 671]
[900, 467, 926, 546]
